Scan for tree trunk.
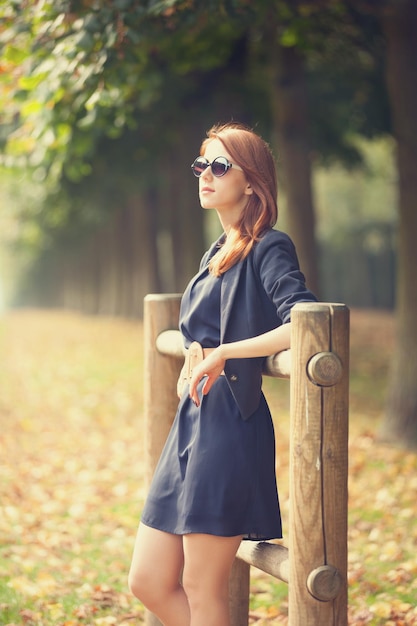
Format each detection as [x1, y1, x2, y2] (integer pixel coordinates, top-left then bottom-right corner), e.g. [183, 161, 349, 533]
[269, 42, 320, 297]
[379, 0, 417, 446]
[167, 124, 206, 293]
[47, 192, 159, 318]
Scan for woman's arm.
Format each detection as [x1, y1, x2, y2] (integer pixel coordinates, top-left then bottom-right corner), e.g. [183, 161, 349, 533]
[188, 323, 291, 406]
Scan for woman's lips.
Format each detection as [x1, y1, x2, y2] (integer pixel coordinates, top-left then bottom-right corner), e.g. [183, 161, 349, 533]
[200, 187, 214, 193]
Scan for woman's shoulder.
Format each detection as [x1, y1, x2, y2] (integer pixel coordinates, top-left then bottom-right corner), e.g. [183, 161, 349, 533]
[254, 228, 296, 255]
[250, 228, 301, 276]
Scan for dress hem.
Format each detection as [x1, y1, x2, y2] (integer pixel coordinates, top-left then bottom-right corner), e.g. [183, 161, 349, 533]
[140, 516, 282, 542]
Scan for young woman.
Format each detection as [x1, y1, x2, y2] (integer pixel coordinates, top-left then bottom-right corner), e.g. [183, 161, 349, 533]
[128, 122, 317, 626]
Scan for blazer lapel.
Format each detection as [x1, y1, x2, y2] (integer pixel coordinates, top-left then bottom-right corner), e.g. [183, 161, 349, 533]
[220, 260, 244, 342]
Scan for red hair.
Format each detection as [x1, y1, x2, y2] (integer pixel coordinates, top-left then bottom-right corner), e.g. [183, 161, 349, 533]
[201, 122, 278, 276]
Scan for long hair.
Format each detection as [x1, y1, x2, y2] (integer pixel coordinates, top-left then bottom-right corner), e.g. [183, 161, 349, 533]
[200, 122, 278, 276]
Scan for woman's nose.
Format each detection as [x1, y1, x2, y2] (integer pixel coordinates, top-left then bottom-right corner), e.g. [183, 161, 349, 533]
[201, 165, 213, 180]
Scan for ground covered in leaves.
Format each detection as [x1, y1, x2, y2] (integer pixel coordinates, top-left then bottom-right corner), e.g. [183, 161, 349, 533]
[1, 308, 416, 625]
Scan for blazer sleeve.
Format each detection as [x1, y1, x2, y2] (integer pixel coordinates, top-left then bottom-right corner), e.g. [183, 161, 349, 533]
[254, 230, 317, 324]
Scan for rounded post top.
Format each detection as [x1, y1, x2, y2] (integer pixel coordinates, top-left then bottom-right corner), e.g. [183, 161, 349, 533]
[145, 293, 182, 302]
[292, 302, 349, 313]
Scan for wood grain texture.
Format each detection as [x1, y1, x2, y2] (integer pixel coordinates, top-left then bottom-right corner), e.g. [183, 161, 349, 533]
[143, 295, 182, 626]
[289, 303, 349, 626]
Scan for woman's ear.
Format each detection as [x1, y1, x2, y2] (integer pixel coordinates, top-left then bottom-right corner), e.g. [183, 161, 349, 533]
[244, 182, 253, 196]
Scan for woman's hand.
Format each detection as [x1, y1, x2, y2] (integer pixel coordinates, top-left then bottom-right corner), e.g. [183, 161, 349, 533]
[187, 324, 292, 406]
[188, 347, 226, 407]
[177, 364, 187, 399]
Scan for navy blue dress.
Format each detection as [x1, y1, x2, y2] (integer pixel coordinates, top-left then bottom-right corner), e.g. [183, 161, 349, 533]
[141, 261, 282, 541]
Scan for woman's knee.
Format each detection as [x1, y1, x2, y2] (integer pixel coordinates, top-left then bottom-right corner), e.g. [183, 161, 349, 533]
[183, 578, 228, 603]
[181, 534, 241, 611]
[128, 563, 155, 603]
[182, 565, 228, 611]
[128, 524, 184, 608]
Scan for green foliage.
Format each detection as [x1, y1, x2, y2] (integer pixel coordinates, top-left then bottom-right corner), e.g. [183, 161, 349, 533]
[1, 1, 158, 181]
[0, 0, 393, 309]
[0, 0, 388, 183]
[0, 0, 247, 184]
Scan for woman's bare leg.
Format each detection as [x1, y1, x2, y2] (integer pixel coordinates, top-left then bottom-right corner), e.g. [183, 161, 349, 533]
[182, 533, 242, 626]
[128, 523, 190, 626]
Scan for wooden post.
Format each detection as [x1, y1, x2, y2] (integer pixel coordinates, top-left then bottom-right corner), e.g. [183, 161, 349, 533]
[237, 541, 289, 582]
[229, 558, 250, 626]
[288, 303, 349, 626]
[143, 294, 183, 626]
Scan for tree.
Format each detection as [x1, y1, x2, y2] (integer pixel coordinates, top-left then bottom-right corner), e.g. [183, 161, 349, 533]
[269, 40, 319, 295]
[0, 0, 402, 326]
[378, 0, 417, 446]
[0, 1, 249, 311]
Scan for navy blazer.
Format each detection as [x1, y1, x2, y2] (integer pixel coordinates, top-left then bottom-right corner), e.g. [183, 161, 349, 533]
[199, 228, 317, 420]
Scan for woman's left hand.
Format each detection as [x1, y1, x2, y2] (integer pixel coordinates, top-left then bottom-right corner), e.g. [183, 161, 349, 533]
[188, 348, 226, 407]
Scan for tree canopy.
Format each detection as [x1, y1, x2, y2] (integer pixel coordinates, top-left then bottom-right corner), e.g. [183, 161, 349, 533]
[0, 0, 389, 300]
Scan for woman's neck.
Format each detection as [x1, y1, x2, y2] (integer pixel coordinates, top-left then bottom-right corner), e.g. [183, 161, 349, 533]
[216, 211, 239, 235]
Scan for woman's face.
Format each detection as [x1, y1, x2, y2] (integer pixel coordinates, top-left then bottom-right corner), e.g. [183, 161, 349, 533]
[198, 138, 252, 219]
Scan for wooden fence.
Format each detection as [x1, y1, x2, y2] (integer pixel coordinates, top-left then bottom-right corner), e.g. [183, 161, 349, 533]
[143, 295, 349, 626]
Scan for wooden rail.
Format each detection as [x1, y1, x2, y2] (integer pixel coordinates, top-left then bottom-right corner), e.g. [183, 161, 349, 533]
[143, 294, 349, 626]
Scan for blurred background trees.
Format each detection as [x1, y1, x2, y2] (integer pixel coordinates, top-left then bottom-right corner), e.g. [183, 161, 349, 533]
[1, 0, 416, 445]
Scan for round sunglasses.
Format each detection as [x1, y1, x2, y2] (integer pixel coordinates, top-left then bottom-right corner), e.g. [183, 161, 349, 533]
[191, 156, 243, 178]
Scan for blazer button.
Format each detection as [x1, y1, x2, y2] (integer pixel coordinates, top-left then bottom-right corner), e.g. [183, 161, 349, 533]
[230, 374, 238, 382]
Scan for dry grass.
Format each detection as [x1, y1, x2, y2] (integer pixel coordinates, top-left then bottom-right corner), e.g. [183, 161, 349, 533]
[1, 307, 416, 626]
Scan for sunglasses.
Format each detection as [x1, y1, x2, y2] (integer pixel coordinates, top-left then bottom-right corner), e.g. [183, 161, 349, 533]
[191, 156, 243, 178]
